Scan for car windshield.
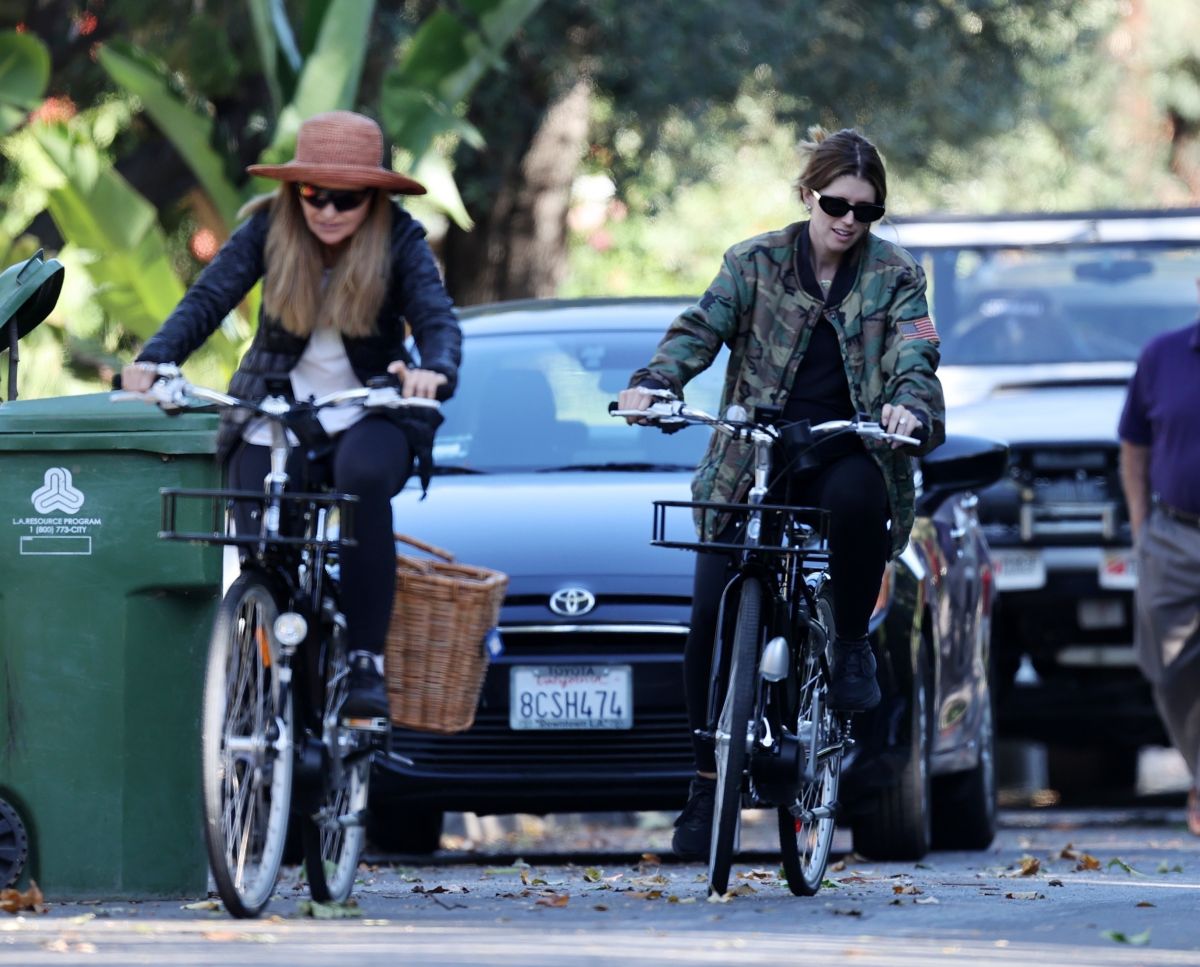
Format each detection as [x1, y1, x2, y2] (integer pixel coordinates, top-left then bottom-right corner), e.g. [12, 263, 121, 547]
[430, 328, 728, 473]
[906, 242, 1200, 366]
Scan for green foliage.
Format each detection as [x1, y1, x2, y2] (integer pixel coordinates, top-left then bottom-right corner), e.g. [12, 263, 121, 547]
[97, 43, 246, 231]
[0, 31, 49, 135]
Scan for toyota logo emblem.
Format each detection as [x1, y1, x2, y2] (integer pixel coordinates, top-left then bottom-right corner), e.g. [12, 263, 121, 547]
[549, 587, 596, 617]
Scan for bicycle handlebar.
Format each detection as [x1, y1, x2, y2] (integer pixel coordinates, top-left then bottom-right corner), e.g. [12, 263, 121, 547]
[112, 363, 441, 418]
[608, 393, 920, 448]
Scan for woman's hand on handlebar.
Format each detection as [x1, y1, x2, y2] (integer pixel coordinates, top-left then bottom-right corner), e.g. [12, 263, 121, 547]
[120, 361, 163, 393]
[880, 403, 924, 449]
[388, 361, 447, 399]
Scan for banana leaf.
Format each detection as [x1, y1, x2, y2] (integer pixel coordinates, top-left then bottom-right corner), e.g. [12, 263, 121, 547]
[96, 43, 245, 233]
[11, 122, 240, 366]
[0, 30, 50, 135]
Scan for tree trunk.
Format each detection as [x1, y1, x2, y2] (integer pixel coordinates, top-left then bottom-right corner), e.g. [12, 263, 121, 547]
[443, 78, 590, 306]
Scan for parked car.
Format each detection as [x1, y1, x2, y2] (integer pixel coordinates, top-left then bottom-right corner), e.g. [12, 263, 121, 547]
[876, 209, 1200, 793]
[371, 298, 1007, 859]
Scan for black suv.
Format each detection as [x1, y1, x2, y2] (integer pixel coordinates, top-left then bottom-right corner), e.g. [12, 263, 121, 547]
[878, 209, 1200, 793]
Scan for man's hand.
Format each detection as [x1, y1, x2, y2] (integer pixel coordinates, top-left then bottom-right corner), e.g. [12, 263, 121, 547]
[388, 361, 448, 399]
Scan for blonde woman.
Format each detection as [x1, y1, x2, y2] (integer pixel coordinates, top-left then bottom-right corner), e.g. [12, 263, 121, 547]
[122, 111, 462, 720]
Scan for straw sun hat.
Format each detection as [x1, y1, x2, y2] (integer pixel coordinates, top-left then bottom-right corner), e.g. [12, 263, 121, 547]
[247, 110, 426, 195]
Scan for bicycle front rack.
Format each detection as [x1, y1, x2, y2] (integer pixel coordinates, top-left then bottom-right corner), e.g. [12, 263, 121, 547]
[651, 499, 831, 564]
[159, 488, 358, 549]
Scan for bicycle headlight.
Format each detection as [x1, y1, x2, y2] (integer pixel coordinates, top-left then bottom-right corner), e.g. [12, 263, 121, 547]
[274, 612, 308, 647]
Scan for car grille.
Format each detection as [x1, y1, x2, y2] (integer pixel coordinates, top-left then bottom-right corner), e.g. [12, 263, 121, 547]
[978, 444, 1126, 544]
[389, 708, 693, 774]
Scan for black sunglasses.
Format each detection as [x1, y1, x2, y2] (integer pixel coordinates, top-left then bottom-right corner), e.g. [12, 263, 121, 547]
[297, 183, 371, 212]
[811, 189, 885, 224]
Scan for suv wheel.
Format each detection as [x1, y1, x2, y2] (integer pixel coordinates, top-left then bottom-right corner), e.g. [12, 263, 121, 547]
[931, 689, 997, 850]
[852, 634, 932, 861]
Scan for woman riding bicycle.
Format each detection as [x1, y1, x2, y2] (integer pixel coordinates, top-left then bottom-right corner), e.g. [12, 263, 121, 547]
[617, 126, 945, 859]
[121, 110, 462, 724]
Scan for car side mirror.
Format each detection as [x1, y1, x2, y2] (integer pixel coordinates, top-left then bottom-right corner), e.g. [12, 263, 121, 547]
[916, 434, 1009, 517]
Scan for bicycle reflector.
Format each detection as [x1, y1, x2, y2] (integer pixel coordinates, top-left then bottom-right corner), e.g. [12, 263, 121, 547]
[274, 612, 308, 647]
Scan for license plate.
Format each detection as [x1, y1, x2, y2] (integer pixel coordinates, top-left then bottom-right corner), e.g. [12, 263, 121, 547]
[991, 549, 1046, 591]
[509, 664, 633, 730]
[1098, 549, 1137, 590]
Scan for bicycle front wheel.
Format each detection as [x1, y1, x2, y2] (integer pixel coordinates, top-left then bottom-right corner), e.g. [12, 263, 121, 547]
[202, 571, 294, 919]
[709, 575, 762, 897]
[302, 620, 370, 903]
[779, 585, 842, 896]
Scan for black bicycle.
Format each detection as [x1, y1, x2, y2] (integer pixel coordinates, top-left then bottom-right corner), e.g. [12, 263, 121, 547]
[612, 393, 918, 896]
[117, 364, 438, 917]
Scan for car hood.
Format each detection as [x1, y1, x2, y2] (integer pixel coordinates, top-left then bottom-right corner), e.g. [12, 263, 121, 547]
[946, 380, 1127, 445]
[391, 472, 697, 597]
[940, 362, 1133, 408]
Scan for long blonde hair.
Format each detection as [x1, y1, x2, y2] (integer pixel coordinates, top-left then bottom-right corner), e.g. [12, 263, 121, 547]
[241, 187, 393, 339]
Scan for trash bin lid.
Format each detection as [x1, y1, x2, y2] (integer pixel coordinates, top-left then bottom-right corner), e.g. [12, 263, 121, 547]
[0, 392, 218, 454]
[0, 250, 65, 346]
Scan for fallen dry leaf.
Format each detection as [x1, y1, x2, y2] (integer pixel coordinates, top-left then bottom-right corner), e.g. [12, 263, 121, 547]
[828, 860, 847, 873]
[1136, 901, 1156, 908]
[1017, 855, 1041, 876]
[893, 884, 922, 896]
[627, 890, 664, 900]
[182, 900, 221, 912]
[582, 868, 603, 883]
[534, 893, 569, 908]
[1076, 854, 1101, 872]
[0, 882, 44, 914]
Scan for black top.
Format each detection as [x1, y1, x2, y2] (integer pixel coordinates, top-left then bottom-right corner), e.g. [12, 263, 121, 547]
[783, 224, 859, 427]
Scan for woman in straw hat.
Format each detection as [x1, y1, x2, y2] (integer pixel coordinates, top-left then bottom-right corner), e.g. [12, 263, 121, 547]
[122, 110, 462, 722]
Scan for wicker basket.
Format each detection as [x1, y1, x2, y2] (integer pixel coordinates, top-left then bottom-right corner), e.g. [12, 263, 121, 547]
[385, 533, 508, 734]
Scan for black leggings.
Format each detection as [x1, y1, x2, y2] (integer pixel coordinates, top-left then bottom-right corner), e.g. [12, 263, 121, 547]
[683, 450, 890, 772]
[227, 416, 414, 657]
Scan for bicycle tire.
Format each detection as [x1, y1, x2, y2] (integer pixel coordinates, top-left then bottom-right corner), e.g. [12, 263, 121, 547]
[201, 571, 294, 919]
[708, 575, 762, 897]
[301, 615, 370, 903]
[779, 584, 842, 896]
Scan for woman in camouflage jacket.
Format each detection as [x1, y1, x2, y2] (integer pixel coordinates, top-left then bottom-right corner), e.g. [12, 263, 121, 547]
[619, 127, 945, 859]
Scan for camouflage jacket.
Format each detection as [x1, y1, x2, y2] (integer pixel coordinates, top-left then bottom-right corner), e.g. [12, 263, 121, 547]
[630, 221, 946, 560]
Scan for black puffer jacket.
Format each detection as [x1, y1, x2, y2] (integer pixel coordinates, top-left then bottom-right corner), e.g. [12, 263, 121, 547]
[137, 203, 462, 476]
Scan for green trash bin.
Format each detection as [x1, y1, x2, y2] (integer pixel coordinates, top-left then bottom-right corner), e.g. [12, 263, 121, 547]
[0, 392, 223, 897]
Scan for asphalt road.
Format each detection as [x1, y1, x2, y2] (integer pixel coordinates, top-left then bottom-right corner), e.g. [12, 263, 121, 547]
[3, 802, 1199, 967]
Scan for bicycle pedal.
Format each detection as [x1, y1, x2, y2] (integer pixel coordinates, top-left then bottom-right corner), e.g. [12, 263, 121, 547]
[341, 715, 390, 734]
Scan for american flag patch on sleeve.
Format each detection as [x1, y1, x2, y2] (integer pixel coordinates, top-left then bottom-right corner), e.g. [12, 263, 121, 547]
[898, 316, 939, 342]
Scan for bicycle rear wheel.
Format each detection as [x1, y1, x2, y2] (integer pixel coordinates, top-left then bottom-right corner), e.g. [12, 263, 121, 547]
[301, 615, 370, 903]
[709, 575, 762, 897]
[202, 571, 294, 919]
[779, 585, 842, 896]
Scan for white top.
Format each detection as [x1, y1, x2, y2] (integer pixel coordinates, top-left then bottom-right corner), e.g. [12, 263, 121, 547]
[242, 324, 364, 446]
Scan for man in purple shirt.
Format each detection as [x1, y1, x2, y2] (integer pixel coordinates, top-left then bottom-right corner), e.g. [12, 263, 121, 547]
[1118, 282, 1200, 836]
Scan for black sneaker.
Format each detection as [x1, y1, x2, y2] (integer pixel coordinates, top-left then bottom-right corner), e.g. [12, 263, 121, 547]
[828, 636, 881, 712]
[671, 775, 716, 860]
[342, 651, 390, 728]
